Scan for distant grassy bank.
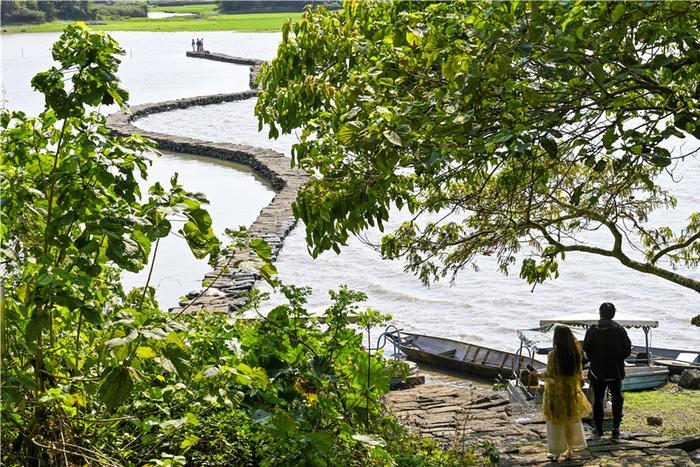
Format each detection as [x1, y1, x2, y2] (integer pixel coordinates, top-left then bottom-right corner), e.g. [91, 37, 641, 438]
[149, 4, 219, 14]
[3, 8, 301, 33]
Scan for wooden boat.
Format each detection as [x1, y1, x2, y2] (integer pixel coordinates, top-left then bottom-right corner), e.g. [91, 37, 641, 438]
[537, 314, 670, 391]
[621, 365, 670, 391]
[387, 332, 546, 380]
[630, 345, 700, 375]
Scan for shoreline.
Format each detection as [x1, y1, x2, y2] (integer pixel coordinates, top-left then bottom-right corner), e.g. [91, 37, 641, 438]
[387, 381, 700, 464]
[1, 11, 301, 34]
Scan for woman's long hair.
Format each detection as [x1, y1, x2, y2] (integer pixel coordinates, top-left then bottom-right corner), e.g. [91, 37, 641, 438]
[553, 325, 580, 376]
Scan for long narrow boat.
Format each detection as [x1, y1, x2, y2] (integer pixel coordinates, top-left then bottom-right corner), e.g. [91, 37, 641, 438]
[391, 332, 669, 391]
[537, 314, 670, 391]
[630, 345, 700, 375]
[388, 332, 546, 379]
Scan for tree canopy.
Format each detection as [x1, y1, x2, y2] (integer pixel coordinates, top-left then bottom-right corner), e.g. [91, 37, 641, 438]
[1, 23, 497, 466]
[217, 0, 341, 14]
[256, 0, 700, 324]
[0, 1, 146, 25]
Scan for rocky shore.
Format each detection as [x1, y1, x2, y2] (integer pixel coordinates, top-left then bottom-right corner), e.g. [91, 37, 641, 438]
[386, 383, 700, 466]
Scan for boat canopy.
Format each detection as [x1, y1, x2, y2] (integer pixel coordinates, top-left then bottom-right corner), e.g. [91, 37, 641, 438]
[517, 326, 587, 353]
[539, 313, 658, 329]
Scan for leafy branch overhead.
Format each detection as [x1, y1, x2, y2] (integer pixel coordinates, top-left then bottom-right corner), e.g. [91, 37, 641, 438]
[256, 1, 700, 323]
[2, 23, 495, 466]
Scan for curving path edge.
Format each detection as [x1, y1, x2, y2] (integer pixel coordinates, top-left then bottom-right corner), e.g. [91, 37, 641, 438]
[106, 52, 307, 314]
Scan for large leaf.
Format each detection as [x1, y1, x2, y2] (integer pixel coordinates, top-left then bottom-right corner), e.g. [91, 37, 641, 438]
[352, 434, 386, 447]
[382, 130, 403, 147]
[99, 366, 134, 409]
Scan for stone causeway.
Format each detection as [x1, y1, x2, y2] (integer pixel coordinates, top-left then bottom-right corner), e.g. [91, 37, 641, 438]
[106, 51, 307, 314]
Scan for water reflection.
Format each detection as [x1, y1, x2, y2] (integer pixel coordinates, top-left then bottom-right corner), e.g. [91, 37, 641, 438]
[122, 151, 275, 308]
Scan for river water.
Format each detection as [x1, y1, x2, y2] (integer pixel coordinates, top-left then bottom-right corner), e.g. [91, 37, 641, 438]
[2, 31, 278, 306]
[3, 31, 698, 352]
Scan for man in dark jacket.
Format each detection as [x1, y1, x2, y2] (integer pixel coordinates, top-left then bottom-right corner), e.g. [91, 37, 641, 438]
[582, 302, 632, 439]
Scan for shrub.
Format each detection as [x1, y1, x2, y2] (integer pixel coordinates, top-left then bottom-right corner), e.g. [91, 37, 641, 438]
[91, 2, 148, 20]
[0, 2, 46, 24]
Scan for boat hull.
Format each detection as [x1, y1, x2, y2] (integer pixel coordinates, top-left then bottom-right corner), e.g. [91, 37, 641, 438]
[631, 345, 700, 375]
[392, 333, 546, 380]
[391, 333, 668, 390]
[620, 366, 669, 391]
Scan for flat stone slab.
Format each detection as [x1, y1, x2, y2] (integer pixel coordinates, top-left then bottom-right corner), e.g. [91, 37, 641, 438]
[386, 383, 696, 466]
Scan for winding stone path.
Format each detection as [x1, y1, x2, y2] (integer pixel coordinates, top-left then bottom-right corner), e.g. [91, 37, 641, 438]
[386, 384, 697, 466]
[107, 49, 700, 466]
[186, 50, 263, 89]
[106, 52, 306, 314]
[186, 50, 264, 66]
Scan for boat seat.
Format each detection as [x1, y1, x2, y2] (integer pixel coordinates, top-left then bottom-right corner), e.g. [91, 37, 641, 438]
[634, 352, 650, 366]
[677, 353, 699, 363]
[463, 346, 477, 361]
[437, 349, 456, 358]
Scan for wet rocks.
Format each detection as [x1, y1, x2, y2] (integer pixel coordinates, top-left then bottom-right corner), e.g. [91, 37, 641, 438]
[665, 435, 700, 453]
[679, 369, 700, 390]
[186, 287, 226, 299]
[691, 449, 700, 464]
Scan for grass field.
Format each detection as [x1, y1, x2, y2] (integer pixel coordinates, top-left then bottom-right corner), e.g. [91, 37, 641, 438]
[2, 4, 302, 33]
[149, 3, 219, 14]
[621, 386, 700, 437]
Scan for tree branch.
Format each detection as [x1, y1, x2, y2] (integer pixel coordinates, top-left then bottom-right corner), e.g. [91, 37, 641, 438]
[651, 231, 700, 264]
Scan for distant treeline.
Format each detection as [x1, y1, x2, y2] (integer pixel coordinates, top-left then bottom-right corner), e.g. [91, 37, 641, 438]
[1, 1, 147, 25]
[217, 1, 341, 14]
[149, 0, 213, 5]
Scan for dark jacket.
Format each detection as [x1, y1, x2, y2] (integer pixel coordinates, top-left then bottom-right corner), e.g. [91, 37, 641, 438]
[582, 319, 632, 381]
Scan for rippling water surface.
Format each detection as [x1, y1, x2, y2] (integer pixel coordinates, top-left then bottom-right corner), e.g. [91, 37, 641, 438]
[139, 98, 700, 351]
[4, 31, 699, 350]
[2, 31, 279, 307]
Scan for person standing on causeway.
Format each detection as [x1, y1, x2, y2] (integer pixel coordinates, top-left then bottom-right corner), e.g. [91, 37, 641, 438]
[582, 302, 632, 440]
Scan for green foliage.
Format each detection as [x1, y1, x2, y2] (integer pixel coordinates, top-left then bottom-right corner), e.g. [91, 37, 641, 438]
[91, 2, 148, 20]
[0, 0, 148, 25]
[1, 1, 91, 24]
[0, 23, 220, 464]
[217, 1, 341, 14]
[257, 0, 700, 320]
[1, 23, 497, 465]
[0, 1, 49, 24]
[492, 374, 508, 392]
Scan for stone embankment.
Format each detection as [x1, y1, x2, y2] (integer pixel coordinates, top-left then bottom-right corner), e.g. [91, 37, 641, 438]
[386, 384, 699, 466]
[186, 50, 264, 66]
[106, 53, 306, 314]
[186, 51, 263, 89]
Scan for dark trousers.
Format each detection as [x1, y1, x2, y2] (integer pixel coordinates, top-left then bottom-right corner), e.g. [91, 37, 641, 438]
[591, 375, 623, 430]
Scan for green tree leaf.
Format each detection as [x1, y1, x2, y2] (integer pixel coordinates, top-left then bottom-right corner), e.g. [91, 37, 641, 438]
[99, 366, 133, 409]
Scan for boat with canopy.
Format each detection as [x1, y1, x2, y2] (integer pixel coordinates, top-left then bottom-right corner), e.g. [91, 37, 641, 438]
[511, 313, 669, 397]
